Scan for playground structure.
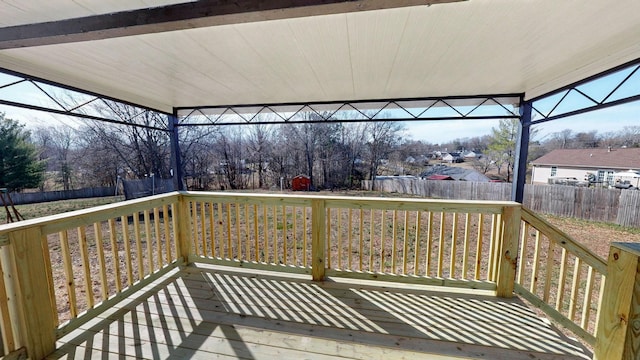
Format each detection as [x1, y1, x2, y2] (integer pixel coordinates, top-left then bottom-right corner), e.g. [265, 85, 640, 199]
[0, 188, 24, 223]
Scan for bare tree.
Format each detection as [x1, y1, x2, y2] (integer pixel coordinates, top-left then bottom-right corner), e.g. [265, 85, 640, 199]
[216, 127, 248, 190]
[365, 122, 404, 180]
[246, 124, 273, 188]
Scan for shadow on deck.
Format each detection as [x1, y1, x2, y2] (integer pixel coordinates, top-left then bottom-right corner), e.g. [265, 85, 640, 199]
[48, 265, 591, 359]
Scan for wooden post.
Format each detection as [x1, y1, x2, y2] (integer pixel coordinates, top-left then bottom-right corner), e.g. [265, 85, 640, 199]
[594, 243, 640, 360]
[496, 205, 520, 298]
[176, 195, 193, 265]
[9, 227, 56, 359]
[311, 199, 326, 281]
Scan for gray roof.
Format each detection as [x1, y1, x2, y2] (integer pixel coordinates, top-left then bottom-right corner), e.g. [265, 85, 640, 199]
[420, 165, 490, 182]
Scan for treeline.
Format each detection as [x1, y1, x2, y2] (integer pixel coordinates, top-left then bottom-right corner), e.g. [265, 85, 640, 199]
[11, 99, 640, 193]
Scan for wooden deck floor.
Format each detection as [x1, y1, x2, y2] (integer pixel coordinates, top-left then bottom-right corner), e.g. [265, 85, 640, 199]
[48, 265, 591, 360]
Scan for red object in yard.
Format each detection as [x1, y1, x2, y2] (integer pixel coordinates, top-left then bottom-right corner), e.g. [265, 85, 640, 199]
[292, 175, 311, 191]
[426, 174, 454, 180]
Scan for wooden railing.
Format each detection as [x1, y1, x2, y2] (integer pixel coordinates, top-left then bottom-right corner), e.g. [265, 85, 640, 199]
[0, 191, 635, 359]
[184, 192, 521, 296]
[515, 207, 607, 346]
[0, 193, 181, 359]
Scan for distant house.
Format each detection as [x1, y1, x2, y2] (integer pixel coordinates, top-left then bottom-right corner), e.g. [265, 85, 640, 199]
[441, 152, 463, 163]
[463, 150, 481, 159]
[530, 148, 640, 186]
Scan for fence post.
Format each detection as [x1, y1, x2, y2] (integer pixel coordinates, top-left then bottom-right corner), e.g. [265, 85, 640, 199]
[594, 243, 640, 360]
[9, 227, 56, 359]
[176, 194, 192, 265]
[311, 199, 326, 281]
[496, 205, 520, 297]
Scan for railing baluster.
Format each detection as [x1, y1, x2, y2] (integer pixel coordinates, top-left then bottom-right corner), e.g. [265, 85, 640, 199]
[369, 209, 375, 272]
[555, 248, 568, 311]
[437, 212, 445, 278]
[487, 214, 497, 281]
[219, 202, 225, 258]
[414, 211, 421, 276]
[121, 215, 133, 286]
[517, 221, 528, 284]
[450, 212, 458, 278]
[348, 208, 353, 269]
[154, 207, 162, 268]
[108, 219, 122, 293]
[392, 210, 398, 273]
[568, 257, 582, 321]
[245, 204, 250, 261]
[254, 204, 259, 262]
[425, 211, 433, 277]
[227, 203, 232, 259]
[200, 202, 206, 256]
[93, 223, 108, 301]
[359, 209, 364, 271]
[209, 202, 216, 258]
[303, 207, 308, 267]
[326, 208, 331, 269]
[191, 202, 199, 256]
[580, 266, 595, 330]
[272, 206, 277, 263]
[380, 210, 385, 273]
[144, 210, 154, 274]
[474, 213, 484, 280]
[263, 205, 268, 262]
[171, 203, 179, 263]
[337, 208, 342, 269]
[77, 227, 94, 308]
[529, 230, 542, 293]
[461, 213, 471, 279]
[133, 213, 144, 280]
[403, 210, 409, 275]
[543, 240, 556, 303]
[236, 204, 241, 260]
[283, 205, 287, 264]
[59, 230, 77, 318]
[292, 206, 298, 265]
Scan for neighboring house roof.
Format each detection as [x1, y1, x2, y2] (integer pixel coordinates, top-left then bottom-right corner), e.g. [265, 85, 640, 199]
[420, 165, 490, 182]
[427, 175, 454, 180]
[531, 148, 640, 169]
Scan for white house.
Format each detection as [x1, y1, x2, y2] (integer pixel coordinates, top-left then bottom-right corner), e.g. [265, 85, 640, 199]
[530, 148, 640, 186]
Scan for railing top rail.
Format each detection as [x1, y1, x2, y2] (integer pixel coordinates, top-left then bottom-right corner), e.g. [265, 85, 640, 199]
[0, 192, 180, 236]
[521, 206, 607, 275]
[183, 191, 520, 211]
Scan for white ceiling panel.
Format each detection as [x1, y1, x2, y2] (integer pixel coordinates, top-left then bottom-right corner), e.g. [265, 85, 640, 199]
[0, 0, 638, 112]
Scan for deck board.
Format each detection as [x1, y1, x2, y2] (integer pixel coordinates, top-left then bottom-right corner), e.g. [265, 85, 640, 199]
[48, 265, 591, 360]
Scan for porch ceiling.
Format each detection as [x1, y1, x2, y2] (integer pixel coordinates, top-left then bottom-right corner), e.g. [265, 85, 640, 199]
[0, 0, 639, 113]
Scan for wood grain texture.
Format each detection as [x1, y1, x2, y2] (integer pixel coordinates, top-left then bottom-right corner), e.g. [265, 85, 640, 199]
[10, 228, 56, 359]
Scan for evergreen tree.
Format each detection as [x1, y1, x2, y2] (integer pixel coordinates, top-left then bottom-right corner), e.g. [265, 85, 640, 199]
[0, 114, 45, 191]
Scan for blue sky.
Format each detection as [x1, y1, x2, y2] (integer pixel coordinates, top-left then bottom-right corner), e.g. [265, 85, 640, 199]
[401, 102, 640, 144]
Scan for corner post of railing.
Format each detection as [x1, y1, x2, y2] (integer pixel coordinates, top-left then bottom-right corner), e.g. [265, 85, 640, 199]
[496, 204, 521, 298]
[594, 243, 640, 360]
[8, 227, 56, 359]
[176, 193, 193, 265]
[311, 198, 326, 281]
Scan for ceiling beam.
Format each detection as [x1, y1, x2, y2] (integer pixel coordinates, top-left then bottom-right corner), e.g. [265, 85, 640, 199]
[0, 0, 462, 50]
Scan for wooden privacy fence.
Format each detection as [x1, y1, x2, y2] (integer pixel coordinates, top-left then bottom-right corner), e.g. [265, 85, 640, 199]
[364, 179, 640, 227]
[1, 191, 638, 359]
[7, 187, 116, 205]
